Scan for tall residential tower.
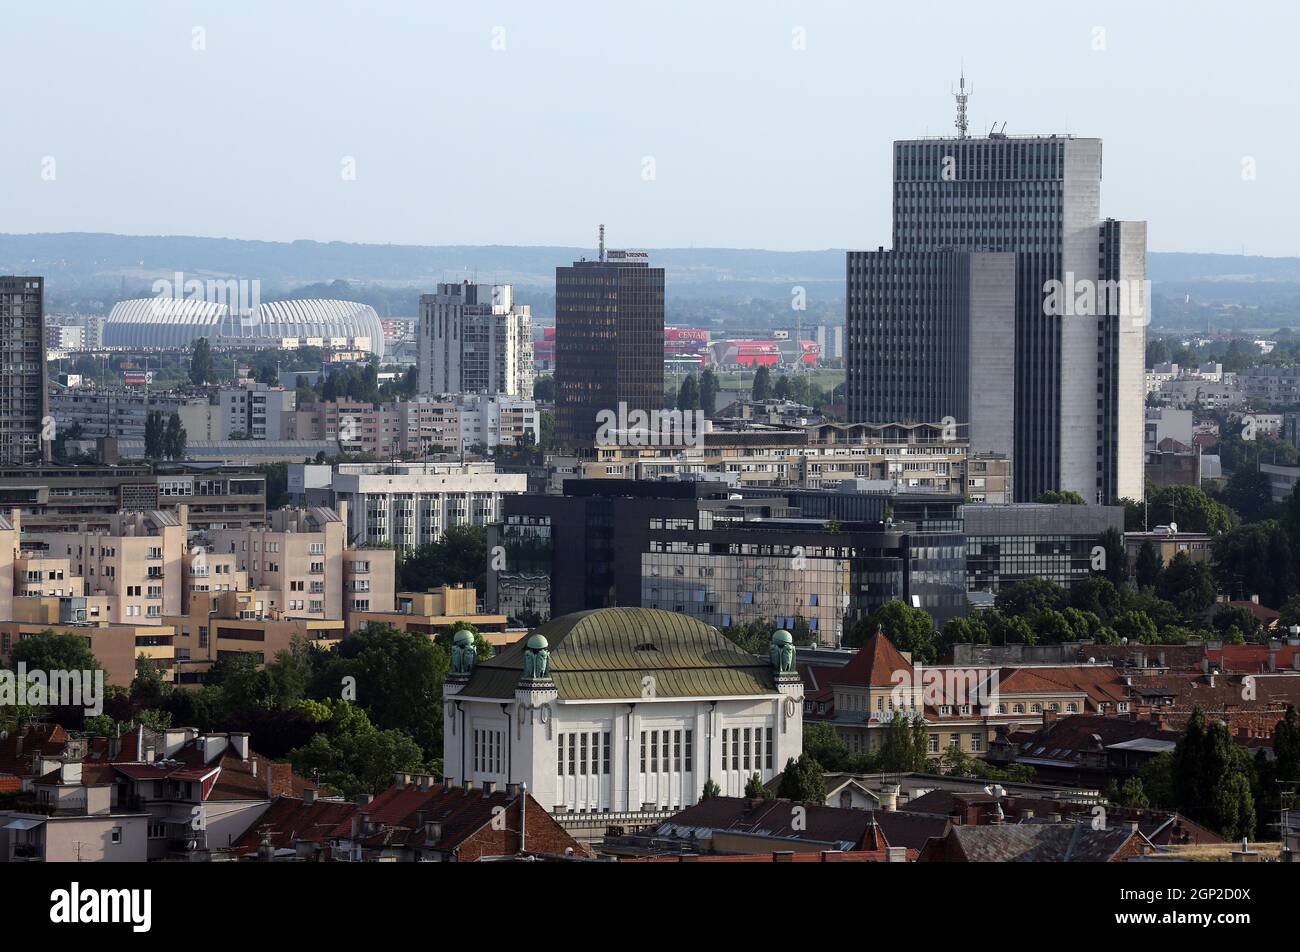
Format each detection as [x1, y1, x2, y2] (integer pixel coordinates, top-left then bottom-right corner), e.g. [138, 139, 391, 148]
[418, 282, 534, 397]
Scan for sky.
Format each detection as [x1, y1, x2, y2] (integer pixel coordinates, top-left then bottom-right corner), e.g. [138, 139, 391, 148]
[1, 0, 1296, 256]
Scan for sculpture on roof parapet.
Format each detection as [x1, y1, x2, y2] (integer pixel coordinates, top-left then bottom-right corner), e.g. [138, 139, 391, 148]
[522, 633, 551, 681]
[450, 629, 477, 677]
[770, 629, 796, 676]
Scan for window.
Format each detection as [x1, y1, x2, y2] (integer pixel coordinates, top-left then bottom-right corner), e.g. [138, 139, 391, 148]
[765, 728, 773, 769]
[111, 827, 122, 845]
[928, 734, 939, 753]
[684, 730, 693, 772]
[603, 732, 611, 774]
[473, 728, 503, 775]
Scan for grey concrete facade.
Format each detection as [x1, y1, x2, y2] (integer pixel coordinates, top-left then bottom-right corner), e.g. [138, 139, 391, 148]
[847, 134, 1146, 504]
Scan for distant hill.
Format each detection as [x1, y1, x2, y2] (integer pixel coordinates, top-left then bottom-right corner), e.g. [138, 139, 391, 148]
[3, 232, 1299, 326]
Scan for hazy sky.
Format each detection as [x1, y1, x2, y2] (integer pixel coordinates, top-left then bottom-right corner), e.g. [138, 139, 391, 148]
[2, 1, 1296, 255]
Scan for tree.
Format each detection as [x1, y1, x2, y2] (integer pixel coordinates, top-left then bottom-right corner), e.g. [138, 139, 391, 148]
[1211, 772, 1256, 841]
[1112, 610, 1158, 645]
[1069, 575, 1122, 623]
[288, 703, 427, 797]
[995, 577, 1066, 618]
[1116, 776, 1150, 809]
[1222, 466, 1273, 525]
[701, 778, 721, 800]
[9, 630, 102, 676]
[1137, 751, 1176, 809]
[144, 411, 165, 459]
[1273, 706, 1300, 784]
[876, 712, 930, 773]
[189, 337, 215, 386]
[397, 525, 488, 595]
[699, 368, 719, 416]
[1036, 490, 1086, 505]
[1156, 551, 1217, 618]
[1147, 485, 1235, 535]
[776, 753, 826, 802]
[321, 623, 449, 758]
[1135, 541, 1163, 589]
[845, 600, 937, 663]
[1095, 527, 1127, 586]
[801, 722, 852, 771]
[164, 411, 186, 460]
[744, 772, 770, 799]
[1213, 521, 1294, 608]
[1173, 707, 1258, 837]
[676, 374, 699, 412]
[751, 365, 773, 401]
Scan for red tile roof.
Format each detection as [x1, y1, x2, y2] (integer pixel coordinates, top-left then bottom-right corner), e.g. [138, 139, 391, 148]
[831, 629, 914, 688]
[229, 795, 359, 856]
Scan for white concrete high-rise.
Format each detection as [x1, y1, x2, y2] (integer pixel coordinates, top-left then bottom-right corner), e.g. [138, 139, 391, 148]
[418, 282, 533, 398]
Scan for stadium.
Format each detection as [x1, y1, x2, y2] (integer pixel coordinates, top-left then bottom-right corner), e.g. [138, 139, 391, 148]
[103, 297, 386, 358]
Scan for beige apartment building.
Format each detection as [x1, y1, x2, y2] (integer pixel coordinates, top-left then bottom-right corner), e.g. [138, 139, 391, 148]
[20, 510, 186, 625]
[0, 504, 394, 687]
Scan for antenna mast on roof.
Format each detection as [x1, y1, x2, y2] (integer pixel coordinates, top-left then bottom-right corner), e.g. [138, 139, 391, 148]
[953, 68, 970, 139]
[598, 224, 606, 262]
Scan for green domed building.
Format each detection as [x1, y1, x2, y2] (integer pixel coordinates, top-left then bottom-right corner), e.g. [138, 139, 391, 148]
[444, 607, 803, 818]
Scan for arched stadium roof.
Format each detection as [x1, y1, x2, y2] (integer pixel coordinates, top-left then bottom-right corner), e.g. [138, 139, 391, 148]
[104, 297, 385, 358]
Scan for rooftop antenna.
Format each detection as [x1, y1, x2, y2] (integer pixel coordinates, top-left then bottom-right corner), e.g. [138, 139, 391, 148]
[598, 224, 606, 262]
[952, 67, 970, 139]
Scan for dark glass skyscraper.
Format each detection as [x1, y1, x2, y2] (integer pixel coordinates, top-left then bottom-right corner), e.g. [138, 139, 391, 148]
[554, 246, 664, 450]
[847, 128, 1145, 503]
[0, 276, 49, 466]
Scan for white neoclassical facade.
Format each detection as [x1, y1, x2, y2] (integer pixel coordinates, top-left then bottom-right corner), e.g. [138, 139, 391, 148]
[443, 608, 803, 814]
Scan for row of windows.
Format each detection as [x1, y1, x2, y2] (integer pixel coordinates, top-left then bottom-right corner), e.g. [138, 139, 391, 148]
[721, 726, 773, 773]
[558, 731, 611, 776]
[639, 729, 694, 774]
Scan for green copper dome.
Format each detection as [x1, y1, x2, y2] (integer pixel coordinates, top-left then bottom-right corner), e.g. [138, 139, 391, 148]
[453, 629, 475, 646]
[771, 630, 793, 645]
[458, 608, 785, 701]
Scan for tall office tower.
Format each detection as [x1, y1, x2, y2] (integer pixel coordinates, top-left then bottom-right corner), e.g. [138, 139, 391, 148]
[0, 276, 50, 466]
[554, 231, 665, 450]
[847, 88, 1146, 503]
[418, 282, 534, 397]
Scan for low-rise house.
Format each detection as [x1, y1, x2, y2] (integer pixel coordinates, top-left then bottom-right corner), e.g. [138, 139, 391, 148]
[326, 774, 594, 862]
[0, 760, 150, 862]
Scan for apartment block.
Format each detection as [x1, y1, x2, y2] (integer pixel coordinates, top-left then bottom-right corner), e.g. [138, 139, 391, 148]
[218, 382, 296, 439]
[285, 394, 539, 457]
[0, 277, 49, 466]
[318, 461, 526, 553]
[418, 281, 534, 397]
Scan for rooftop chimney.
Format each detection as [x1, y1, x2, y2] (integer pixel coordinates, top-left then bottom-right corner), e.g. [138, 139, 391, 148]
[303, 787, 317, 806]
[483, 781, 497, 797]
